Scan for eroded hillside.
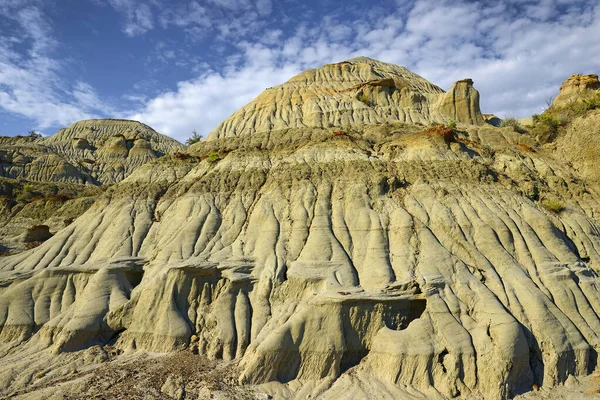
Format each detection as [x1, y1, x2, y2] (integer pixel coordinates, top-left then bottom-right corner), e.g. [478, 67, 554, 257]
[1, 62, 600, 400]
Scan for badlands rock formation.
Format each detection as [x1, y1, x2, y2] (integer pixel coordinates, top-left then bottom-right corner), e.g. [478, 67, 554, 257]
[209, 57, 483, 139]
[1, 119, 185, 185]
[2, 62, 600, 400]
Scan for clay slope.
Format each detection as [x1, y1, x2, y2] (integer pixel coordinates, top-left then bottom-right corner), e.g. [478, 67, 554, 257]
[208, 57, 484, 140]
[1, 119, 185, 185]
[1, 119, 600, 399]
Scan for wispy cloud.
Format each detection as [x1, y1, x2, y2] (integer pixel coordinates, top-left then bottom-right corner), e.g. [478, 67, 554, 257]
[103, 0, 274, 40]
[0, 0, 113, 131]
[130, 0, 600, 141]
[1, 0, 599, 142]
[105, 0, 154, 36]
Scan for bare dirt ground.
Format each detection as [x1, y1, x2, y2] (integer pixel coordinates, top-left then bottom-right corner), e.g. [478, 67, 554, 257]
[4, 345, 600, 400]
[515, 373, 600, 400]
[4, 349, 266, 400]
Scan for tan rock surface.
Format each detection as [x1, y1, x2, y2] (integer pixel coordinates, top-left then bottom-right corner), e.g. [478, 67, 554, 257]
[208, 57, 484, 140]
[1, 119, 185, 185]
[553, 74, 600, 107]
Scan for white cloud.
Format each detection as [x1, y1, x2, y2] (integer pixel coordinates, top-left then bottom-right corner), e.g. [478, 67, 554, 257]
[255, 0, 272, 17]
[127, 0, 600, 142]
[128, 61, 302, 141]
[0, 1, 113, 130]
[2, 0, 600, 142]
[104, 0, 154, 36]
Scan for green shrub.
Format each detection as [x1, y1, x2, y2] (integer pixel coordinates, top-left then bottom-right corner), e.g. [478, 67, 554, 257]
[541, 199, 565, 213]
[357, 93, 371, 106]
[500, 117, 524, 133]
[446, 120, 457, 130]
[207, 152, 221, 163]
[532, 93, 600, 144]
[582, 93, 600, 111]
[531, 113, 561, 144]
[185, 130, 203, 146]
[16, 184, 36, 202]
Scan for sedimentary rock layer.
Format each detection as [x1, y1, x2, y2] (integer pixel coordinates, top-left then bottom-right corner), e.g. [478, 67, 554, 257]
[208, 57, 484, 140]
[0, 119, 185, 185]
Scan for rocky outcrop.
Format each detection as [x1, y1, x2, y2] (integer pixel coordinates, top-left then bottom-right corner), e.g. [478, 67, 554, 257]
[553, 74, 600, 107]
[555, 109, 600, 181]
[437, 79, 484, 125]
[0, 119, 183, 255]
[0, 178, 102, 254]
[0, 119, 185, 185]
[1, 119, 600, 399]
[20, 225, 52, 243]
[208, 57, 484, 140]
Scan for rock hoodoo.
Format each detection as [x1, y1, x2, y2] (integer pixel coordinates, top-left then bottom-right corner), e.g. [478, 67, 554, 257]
[438, 79, 484, 125]
[1, 60, 600, 400]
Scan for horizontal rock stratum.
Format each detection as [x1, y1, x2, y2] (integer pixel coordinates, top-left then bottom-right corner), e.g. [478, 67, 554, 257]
[2, 60, 600, 400]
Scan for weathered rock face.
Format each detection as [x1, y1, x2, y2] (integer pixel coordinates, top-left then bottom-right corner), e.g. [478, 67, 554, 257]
[20, 225, 52, 243]
[553, 74, 600, 107]
[1, 61, 600, 400]
[438, 79, 484, 125]
[0, 119, 184, 255]
[555, 109, 600, 181]
[0, 119, 185, 185]
[208, 57, 484, 140]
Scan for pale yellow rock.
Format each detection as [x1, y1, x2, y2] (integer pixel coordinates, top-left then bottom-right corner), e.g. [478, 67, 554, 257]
[553, 74, 600, 107]
[1, 119, 185, 185]
[437, 78, 484, 125]
[208, 57, 484, 140]
[1, 62, 600, 400]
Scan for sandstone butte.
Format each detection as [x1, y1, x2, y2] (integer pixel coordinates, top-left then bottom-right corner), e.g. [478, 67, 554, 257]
[1, 57, 600, 399]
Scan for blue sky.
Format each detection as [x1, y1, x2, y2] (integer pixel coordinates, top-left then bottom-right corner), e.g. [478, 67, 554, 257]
[1, 0, 599, 142]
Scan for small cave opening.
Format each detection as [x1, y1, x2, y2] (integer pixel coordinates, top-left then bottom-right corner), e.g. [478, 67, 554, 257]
[340, 349, 370, 373]
[125, 269, 144, 289]
[382, 298, 427, 331]
[106, 328, 126, 347]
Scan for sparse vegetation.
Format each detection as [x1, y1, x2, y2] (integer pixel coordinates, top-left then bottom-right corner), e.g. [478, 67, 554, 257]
[532, 92, 600, 144]
[16, 184, 36, 202]
[357, 93, 371, 106]
[185, 130, 203, 146]
[446, 120, 457, 130]
[500, 117, 524, 133]
[27, 130, 42, 138]
[541, 198, 565, 213]
[206, 152, 221, 163]
[531, 112, 562, 143]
